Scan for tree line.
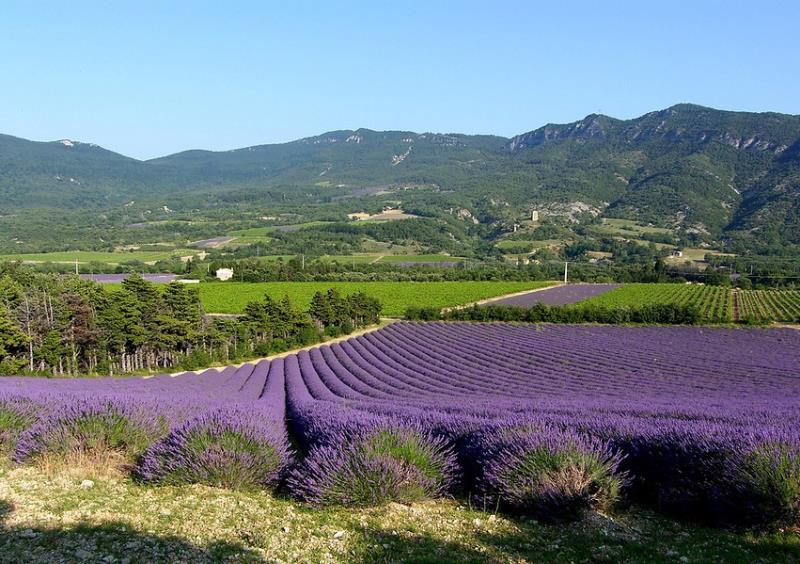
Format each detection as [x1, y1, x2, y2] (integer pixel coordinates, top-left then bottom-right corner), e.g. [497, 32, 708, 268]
[0, 266, 381, 377]
[405, 302, 703, 325]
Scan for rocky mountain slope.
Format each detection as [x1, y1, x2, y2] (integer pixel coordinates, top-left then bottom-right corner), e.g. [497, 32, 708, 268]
[1, 104, 798, 244]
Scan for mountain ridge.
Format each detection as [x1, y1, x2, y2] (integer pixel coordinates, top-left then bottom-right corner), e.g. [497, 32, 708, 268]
[1, 104, 799, 245]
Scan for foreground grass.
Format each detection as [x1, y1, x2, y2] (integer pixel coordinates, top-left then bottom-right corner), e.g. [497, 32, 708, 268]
[196, 281, 557, 316]
[0, 463, 797, 563]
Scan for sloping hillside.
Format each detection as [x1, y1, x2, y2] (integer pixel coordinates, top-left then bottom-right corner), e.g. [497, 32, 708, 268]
[1, 104, 798, 244]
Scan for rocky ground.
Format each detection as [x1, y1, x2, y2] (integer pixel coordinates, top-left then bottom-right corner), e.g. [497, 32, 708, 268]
[0, 462, 797, 563]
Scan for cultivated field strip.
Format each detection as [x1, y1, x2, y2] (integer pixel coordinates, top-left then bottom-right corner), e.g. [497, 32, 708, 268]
[581, 284, 800, 323]
[1, 322, 799, 526]
[580, 284, 733, 322]
[489, 283, 621, 306]
[737, 289, 800, 322]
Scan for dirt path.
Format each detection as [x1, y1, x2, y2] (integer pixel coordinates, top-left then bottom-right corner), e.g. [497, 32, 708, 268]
[370, 255, 384, 264]
[169, 319, 395, 376]
[732, 289, 740, 322]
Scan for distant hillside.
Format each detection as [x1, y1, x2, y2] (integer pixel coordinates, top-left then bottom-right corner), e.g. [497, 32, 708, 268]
[1, 104, 799, 245]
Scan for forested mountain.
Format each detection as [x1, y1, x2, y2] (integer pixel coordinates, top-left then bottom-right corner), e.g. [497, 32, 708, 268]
[1, 104, 799, 245]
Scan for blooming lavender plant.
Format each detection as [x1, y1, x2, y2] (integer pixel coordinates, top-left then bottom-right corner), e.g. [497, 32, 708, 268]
[466, 426, 625, 520]
[0, 393, 42, 453]
[1, 322, 798, 528]
[288, 424, 458, 506]
[13, 396, 170, 464]
[137, 405, 291, 490]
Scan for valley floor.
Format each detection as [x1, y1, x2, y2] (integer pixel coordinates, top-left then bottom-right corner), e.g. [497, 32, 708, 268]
[0, 462, 797, 564]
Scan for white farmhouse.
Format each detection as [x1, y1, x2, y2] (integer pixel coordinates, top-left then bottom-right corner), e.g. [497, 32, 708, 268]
[215, 268, 234, 281]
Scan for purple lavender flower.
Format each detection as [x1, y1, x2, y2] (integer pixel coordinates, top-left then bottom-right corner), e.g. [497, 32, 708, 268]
[137, 405, 292, 490]
[469, 426, 625, 520]
[13, 396, 169, 463]
[288, 426, 458, 506]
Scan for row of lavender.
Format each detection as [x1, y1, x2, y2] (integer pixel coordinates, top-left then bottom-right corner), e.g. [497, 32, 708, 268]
[0, 362, 292, 489]
[0, 322, 798, 527]
[282, 323, 800, 526]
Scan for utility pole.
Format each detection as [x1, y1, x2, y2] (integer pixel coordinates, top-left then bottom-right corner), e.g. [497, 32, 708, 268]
[564, 261, 568, 284]
[75, 259, 79, 276]
[301, 254, 305, 270]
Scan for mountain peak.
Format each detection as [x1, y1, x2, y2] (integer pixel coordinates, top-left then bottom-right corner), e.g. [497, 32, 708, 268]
[507, 114, 618, 152]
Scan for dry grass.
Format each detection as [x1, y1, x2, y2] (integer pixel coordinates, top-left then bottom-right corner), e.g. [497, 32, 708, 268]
[0, 459, 797, 563]
[34, 449, 130, 480]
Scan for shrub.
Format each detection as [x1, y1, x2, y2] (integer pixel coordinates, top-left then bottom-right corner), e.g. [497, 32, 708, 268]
[728, 443, 800, 529]
[13, 398, 168, 465]
[475, 428, 624, 521]
[404, 306, 443, 321]
[0, 396, 39, 454]
[288, 427, 457, 506]
[137, 406, 291, 490]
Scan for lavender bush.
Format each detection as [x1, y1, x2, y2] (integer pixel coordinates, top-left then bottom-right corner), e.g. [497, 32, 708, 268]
[468, 427, 625, 520]
[137, 405, 291, 490]
[288, 426, 458, 506]
[13, 397, 169, 464]
[0, 394, 41, 454]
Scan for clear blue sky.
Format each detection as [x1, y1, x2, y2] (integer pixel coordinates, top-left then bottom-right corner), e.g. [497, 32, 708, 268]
[2, 0, 798, 160]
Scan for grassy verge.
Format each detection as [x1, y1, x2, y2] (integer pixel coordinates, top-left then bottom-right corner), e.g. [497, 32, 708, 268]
[0, 462, 797, 563]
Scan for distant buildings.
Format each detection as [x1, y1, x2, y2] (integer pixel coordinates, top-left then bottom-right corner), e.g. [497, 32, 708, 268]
[215, 268, 234, 281]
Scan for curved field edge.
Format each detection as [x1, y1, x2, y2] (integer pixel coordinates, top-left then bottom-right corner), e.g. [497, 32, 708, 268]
[0, 463, 797, 564]
[195, 281, 558, 316]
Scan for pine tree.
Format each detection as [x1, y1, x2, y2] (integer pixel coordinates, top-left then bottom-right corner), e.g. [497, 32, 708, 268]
[0, 305, 28, 359]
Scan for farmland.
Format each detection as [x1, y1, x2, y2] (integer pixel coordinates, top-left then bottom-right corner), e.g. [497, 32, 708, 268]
[580, 284, 733, 322]
[490, 283, 620, 306]
[736, 289, 800, 323]
[581, 284, 800, 323]
[0, 249, 196, 265]
[0, 322, 798, 562]
[195, 281, 556, 316]
[250, 253, 465, 264]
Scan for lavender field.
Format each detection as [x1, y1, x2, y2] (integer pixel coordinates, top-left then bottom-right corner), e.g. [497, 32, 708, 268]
[489, 283, 621, 306]
[1, 322, 799, 528]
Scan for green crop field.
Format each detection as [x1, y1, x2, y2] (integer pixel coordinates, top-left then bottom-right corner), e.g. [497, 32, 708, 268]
[580, 284, 800, 323]
[736, 289, 800, 323]
[0, 249, 196, 264]
[197, 281, 556, 316]
[318, 255, 382, 264]
[375, 254, 464, 263]
[580, 283, 733, 323]
[496, 239, 563, 251]
[228, 227, 272, 238]
[600, 218, 673, 235]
